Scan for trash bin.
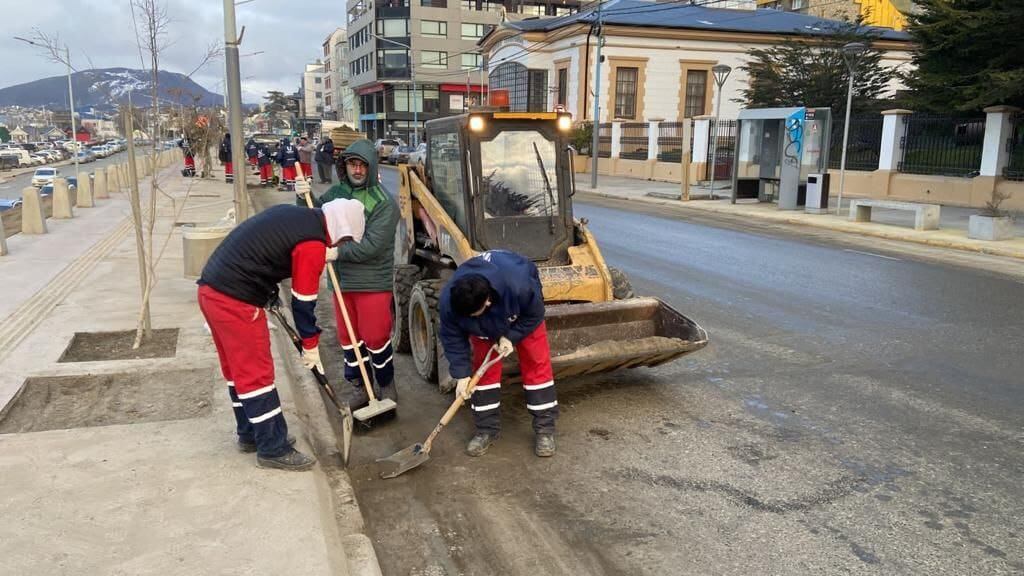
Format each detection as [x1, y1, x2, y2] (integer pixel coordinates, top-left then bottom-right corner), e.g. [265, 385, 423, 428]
[182, 209, 235, 279]
[805, 173, 830, 214]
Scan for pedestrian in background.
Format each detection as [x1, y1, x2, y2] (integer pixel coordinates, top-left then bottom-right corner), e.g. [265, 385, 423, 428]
[316, 136, 335, 184]
[298, 137, 315, 184]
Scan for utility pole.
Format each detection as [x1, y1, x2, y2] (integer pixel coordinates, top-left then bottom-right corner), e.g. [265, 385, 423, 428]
[65, 45, 81, 191]
[223, 0, 248, 221]
[589, 1, 603, 189]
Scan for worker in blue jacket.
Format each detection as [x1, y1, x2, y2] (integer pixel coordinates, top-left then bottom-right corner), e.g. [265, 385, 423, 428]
[275, 137, 299, 191]
[439, 250, 558, 458]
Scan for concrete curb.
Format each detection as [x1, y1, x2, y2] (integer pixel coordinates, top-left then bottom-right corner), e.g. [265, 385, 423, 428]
[577, 188, 1024, 261]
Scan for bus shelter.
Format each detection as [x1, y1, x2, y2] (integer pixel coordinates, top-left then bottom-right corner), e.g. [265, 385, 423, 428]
[729, 107, 831, 210]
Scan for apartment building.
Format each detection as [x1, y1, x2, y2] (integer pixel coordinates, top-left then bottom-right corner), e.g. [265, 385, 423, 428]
[345, 0, 582, 142]
[323, 27, 358, 124]
[300, 62, 326, 119]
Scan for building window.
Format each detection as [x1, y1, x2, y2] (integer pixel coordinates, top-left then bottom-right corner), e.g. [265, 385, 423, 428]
[461, 53, 482, 70]
[461, 23, 486, 39]
[421, 50, 448, 69]
[555, 6, 575, 15]
[556, 68, 569, 106]
[461, 0, 501, 10]
[528, 69, 548, 112]
[614, 67, 638, 119]
[519, 3, 545, 16]
[315, 91, 323, 98]
[314, 77, 322, 83]
[378, 49, 409, 70]
[376, 18, 409, 37]
[684, 70, 708, 118]
[420, 0, 447, 5]
[421, 20, 447, 37]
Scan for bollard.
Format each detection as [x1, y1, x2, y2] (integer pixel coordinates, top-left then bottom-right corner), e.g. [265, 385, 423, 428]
[94, 169, 109, 199]
[53, 177, 74, 219]
[0, 209, 8, 255]
[21, 187, 47, 234]
[76, 173, 95, 208]
[107, 165, 119, 192]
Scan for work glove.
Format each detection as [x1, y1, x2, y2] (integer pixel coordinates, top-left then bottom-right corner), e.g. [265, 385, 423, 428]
[455, 377, 473, 400]
[325, 246, 339, 262]
[497, 337, 514, 358]
[294, 173, 312, 197]
[301, 345, 324, 374]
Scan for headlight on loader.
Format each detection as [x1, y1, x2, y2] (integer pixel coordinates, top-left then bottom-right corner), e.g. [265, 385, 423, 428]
[557, 115, 572, 132]
[469, 115, 486, 132]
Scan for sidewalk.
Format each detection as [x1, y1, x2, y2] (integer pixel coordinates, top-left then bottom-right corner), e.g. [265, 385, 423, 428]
[0, 163, 378, 575]
[577, 175, 1024, 260]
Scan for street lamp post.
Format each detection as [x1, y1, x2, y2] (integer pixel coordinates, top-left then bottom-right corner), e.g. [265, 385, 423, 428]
[372, 34, 417, 146]
[223, 0, 248, 221]
[837, 41, 867, 215]
[14, 37, 80, 188]
[708, 64, 731, 201]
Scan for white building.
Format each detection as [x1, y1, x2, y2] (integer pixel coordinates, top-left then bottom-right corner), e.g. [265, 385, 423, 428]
[322, 28, 358, 124]
[481, 0, 913, 122]
[300, 62, 327, 119]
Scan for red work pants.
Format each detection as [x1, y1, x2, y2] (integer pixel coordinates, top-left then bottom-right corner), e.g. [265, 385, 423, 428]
[198, 285, 290, 457]
[469, 322, 558, 434]
[332, 291, 394, 389]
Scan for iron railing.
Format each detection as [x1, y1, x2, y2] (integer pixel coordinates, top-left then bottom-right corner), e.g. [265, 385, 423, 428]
[705, 119, 737, 181]
[829, 116, 883, 171]
[657, 122, 684, 162]
[597, 123, 612, 158]
[619, 123, 648, 160]
[1005, 112, 1024, 181]
[898, 114, 985, 177]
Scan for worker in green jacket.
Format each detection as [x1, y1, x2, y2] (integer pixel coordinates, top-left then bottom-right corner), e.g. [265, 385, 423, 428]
[299, 139, 400, 407]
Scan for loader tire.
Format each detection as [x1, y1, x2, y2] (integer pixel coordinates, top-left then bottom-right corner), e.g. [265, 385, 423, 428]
[391, 264, 423, 354]
[609, 266, 635, 299]
[409, 279, 443, 384]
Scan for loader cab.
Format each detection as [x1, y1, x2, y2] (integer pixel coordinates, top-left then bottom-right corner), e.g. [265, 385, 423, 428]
[424, 111, 576, 263]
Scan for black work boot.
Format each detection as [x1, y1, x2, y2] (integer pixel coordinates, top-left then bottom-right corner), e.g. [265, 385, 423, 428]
[466, 432, 498, 457]
[349, 381, 370, 409]
[378, 381, 398, 403]
[257, 447, 316, 471]
[534, 433, 556, 457]
[238, 434, 296, 454]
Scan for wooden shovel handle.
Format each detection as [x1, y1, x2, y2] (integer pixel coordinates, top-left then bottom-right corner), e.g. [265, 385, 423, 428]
[423, 347, 504, 451]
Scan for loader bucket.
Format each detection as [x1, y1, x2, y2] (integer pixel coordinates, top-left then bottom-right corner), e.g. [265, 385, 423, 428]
[543, 298, 708, 380]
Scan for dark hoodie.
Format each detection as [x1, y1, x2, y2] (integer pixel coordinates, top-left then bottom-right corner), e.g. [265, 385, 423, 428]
[305, 138, 398, 292]
[439, 250, 546, 379]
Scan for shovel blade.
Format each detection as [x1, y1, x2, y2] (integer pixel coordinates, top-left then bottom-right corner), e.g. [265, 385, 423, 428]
[353, 398, 398, 422]
[377, 443, 430, 479]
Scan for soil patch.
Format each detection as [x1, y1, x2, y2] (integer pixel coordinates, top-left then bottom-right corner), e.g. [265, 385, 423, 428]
[0, 368, 212, 433]
[59, 328, 179, 363]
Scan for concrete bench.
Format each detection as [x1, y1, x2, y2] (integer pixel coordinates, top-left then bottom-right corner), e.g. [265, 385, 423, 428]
[849, 199, 941, 231]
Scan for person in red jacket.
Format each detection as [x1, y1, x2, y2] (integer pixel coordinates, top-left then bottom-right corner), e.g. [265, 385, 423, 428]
[197, 199, 365, 471]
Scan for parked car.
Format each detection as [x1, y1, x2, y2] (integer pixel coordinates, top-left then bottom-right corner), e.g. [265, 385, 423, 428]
[76, 150, 96, 163]
[375, 139, 403, 163]
[3, 148, 35, 167]
[0, 198, 23, 211]
[388, 145, 416, 165]
[31, 153, 50, 165]
[31, 167, 60, 187]
[407, 142, 427, 166]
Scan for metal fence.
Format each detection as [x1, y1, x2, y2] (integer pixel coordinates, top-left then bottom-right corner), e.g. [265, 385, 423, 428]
[657, 122, 684, 162]
[619, 123, 648, 160]
[1005, 112, 1024, 181]
[829, 116, 883, 171]
[898, 114, 985, 177]
[704, 119, 737, 181]
[597, 123, 612, 158]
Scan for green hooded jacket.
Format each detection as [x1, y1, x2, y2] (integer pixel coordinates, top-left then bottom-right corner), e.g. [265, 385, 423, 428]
[302, 138, 398, 292]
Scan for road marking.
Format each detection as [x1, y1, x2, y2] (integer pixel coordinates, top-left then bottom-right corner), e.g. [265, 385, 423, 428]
[843, 248, 901, 261]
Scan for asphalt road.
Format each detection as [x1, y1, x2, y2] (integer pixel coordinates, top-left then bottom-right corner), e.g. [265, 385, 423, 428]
[0, 150, 129, 200]
[311, 167, 1024, 575]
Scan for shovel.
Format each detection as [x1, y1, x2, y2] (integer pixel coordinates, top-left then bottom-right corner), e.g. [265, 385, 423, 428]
[267, 304, 353, 465]
[378, 345, 506, 479]
[296, 165, 397, 422]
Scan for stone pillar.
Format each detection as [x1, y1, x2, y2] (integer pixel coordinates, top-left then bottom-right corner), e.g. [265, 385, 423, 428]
[647, 121, 660, 161]
[692, 116, 712, 181]
[94, 169, 109, 199]
[107, 165, 119, 192]
[53, 177, 74, 219]
[77, 173, 95, 208]
[980, 105, 1021, 177]
[610, 122, 623, 159]
[0, 214, 7, 255]
[878, 109, 912, 171]
[876, 109, 913, 197]
[21, 187, 47, 234]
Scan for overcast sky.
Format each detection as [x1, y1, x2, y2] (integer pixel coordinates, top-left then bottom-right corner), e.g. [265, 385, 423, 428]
[3, 0, 344, 102]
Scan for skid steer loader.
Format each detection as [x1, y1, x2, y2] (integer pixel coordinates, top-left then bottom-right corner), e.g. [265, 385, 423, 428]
[392, 111, 708, 392]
